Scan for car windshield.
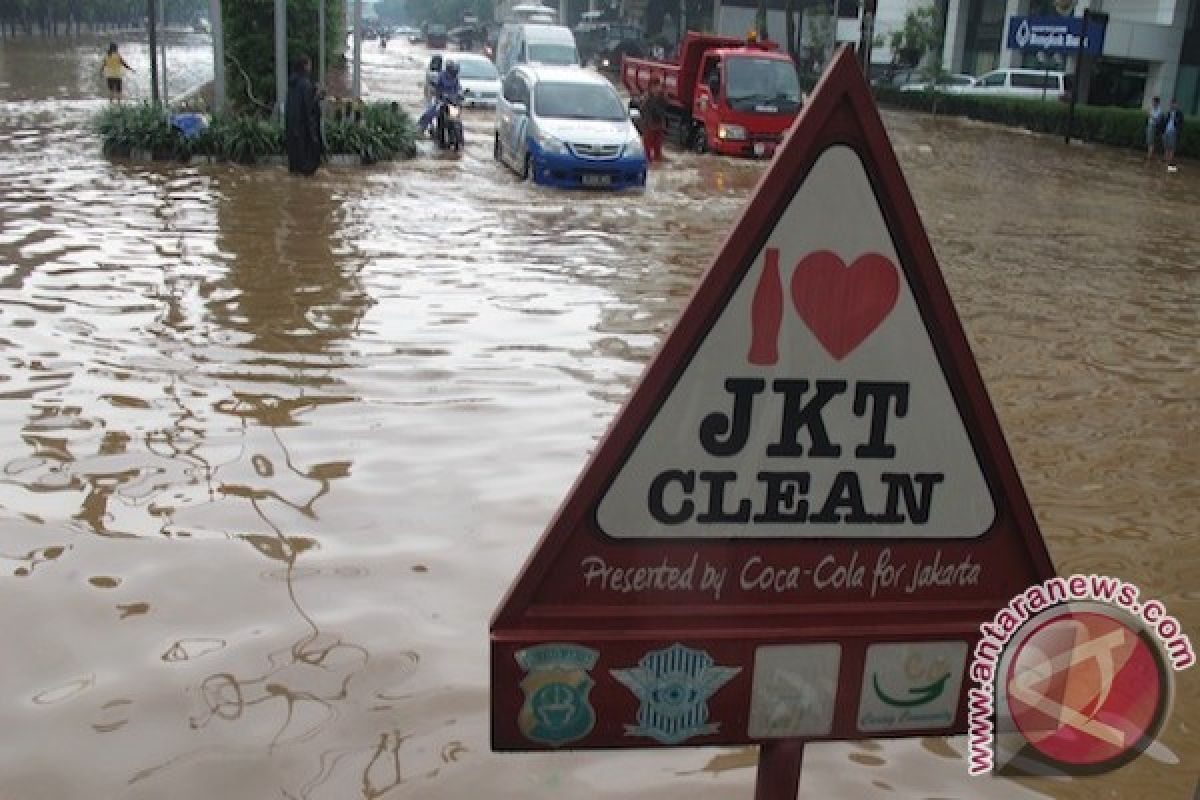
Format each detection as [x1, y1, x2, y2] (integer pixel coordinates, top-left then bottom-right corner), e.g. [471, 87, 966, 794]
[528, 43, 578, 65]
[725, 57, 801, 110]
[457, 60, 498, 80]
[534, 81, 625, 120]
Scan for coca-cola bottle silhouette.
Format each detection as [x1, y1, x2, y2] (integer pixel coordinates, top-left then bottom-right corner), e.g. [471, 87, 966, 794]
[748, 247, 783, 365]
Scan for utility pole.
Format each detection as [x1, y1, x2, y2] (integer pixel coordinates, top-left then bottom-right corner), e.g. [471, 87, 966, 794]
[147, 0, 160, 106]
[160, 0, 168, 106]
[275, 0, 287, 119]
[1065, 10, 1107, 144]
[857, 0, 876, 72]
[353, 0, 363, 98]
[318, 0, 326, 87]
[209, 0, 225, 111]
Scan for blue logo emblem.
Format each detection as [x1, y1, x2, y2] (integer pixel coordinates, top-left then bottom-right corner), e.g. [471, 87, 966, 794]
[516, 643, 598, 746]
[611, 643, 741, 744]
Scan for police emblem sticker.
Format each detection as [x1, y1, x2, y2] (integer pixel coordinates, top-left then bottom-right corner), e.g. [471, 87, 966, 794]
[516, 643, 598, 746]
[611, 643, 741, 745]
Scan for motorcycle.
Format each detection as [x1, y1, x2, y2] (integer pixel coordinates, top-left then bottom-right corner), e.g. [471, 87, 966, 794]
[432, 93, 464, 152]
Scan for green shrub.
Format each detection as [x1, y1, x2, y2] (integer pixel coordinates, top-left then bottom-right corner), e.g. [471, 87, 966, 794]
[95, 101, 416, 165]
[208, 114, 285, 164]
[873, 88, 1198, 159]
[94, 104, 188, 160]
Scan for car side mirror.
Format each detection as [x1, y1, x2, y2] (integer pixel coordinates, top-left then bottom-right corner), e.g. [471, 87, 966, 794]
[629, 107, 641, 121]
[511, 102, 528, 116]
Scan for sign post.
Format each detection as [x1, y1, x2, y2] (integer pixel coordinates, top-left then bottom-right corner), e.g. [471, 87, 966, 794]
[492, 46, 1056, 795]
[755, 741, 805, 800]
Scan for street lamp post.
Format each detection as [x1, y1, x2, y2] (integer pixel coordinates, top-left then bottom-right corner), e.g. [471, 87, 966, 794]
[209, 0, 225, 111]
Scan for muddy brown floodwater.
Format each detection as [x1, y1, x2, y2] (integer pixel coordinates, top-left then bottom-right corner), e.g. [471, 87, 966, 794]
[0, 31, 1195, 800]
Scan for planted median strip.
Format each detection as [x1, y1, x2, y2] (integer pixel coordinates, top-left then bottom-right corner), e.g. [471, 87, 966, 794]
[874, 87, 1197, 159]
[94, 102, 417, 166]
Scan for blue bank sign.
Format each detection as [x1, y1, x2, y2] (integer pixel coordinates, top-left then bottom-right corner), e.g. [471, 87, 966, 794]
[1007, 16, 1106, 54]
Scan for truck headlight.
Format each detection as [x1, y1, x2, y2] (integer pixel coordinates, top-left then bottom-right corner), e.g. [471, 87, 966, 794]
[717, 124, 747, 140]
[535, 131, 567, 154]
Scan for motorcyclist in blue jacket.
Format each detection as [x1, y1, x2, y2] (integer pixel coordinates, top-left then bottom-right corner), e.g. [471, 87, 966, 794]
[418, 60, 462, 134]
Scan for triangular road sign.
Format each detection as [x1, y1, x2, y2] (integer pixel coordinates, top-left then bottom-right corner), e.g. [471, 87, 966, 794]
[492, 47, 1055, 752]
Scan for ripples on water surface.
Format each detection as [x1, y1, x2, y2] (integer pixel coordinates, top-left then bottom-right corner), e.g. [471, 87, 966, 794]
[0, 32, 1195, 800]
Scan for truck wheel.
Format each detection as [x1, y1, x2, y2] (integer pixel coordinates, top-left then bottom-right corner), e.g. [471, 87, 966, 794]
[692, 126, 708, 154]
[493, 133, 502, 162]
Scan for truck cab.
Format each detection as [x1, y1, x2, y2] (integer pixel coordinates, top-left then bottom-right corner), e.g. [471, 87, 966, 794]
[688, 46, 800, 155]
[622, 33, 801, 158]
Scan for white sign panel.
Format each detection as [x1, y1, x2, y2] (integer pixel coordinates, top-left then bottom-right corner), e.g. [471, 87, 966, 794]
[856, 640, 968, 732]
[597, 145, 995, 539]
[748, 643, 840, 738]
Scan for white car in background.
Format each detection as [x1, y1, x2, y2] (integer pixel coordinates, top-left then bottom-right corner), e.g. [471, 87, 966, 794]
[424, 53, 502, 108]
[959, 68, 1073, 100]
[899, 73, 976, 93]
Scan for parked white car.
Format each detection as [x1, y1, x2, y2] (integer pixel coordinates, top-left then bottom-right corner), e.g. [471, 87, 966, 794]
[898, 73, 976, 93]
[959, 68, 1073, 100]
[494, 65, 646, 189]
[424, 53, 502, 108]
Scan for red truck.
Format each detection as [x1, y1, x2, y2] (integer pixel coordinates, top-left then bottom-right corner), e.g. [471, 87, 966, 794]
[621, 32, 801, 157]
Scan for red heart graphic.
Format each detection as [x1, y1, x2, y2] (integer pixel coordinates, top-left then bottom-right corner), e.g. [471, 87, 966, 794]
[790, 251, 900, 360]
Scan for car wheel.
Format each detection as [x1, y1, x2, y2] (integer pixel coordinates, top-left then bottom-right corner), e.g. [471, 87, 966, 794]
[522, 154, 532, 182]
[493, 132, 502, 162]
[692, 125, 708, 154]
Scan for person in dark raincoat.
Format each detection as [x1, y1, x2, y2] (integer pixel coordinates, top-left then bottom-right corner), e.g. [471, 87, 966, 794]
[286, 55, 323, 175]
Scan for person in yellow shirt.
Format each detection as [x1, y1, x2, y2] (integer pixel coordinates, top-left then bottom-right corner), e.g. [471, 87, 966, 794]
[101, 43, 134, 104]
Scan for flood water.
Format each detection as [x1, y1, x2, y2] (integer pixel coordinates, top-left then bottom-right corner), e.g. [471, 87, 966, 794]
[0, 31, 1196, 800]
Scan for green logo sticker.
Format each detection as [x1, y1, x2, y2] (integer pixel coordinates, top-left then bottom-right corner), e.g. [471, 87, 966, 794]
[857, 641, 967, 732]
[873, 670, 951, 707]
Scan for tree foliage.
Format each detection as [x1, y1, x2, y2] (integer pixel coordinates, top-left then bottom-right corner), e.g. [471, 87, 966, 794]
[0, 0, 210, 35]
[889, 4, 940, 67]
[221, 0, 346, 114]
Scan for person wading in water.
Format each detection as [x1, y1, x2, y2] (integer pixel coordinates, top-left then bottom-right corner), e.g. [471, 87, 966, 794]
[101, 43, 134, 104]
[285, 55, 324, 176]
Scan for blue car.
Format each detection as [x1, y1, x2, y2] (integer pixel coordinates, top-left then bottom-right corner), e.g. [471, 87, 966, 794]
[494, 65, 647, 189]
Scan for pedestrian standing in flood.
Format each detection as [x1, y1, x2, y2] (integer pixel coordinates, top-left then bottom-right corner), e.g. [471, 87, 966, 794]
[639, 76, 668, 165]
[1146, 96, 1163, 161]
[101, 43, 134, 104]
[285, 55, 324, 175]
[1163, 99, 1184, 171]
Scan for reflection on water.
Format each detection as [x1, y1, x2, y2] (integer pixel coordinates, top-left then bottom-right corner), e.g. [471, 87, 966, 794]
[0, 32, 1195, 800]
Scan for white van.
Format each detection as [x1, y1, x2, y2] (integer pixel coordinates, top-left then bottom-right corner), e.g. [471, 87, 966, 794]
[961, 68, 1073, 101]
[495, 24, 579, 78]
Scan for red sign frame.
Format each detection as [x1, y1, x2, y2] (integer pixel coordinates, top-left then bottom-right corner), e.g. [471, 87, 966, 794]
[492, 47, 1055, 753]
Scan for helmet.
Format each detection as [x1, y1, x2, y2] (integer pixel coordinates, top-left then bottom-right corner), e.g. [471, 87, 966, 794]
[445, 60, 459, 77]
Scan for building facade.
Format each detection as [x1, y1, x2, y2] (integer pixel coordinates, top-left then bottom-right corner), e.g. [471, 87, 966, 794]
[942, 0, 1200, 111]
